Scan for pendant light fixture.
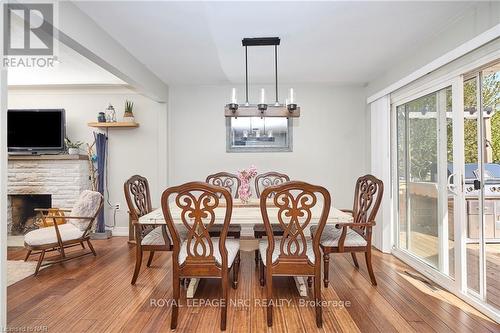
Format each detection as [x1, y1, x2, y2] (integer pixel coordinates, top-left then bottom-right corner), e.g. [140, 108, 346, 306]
[225, 37, 300, 118]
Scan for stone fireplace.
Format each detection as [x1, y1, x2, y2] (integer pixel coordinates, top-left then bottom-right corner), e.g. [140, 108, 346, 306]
[7, 154, 91, 235]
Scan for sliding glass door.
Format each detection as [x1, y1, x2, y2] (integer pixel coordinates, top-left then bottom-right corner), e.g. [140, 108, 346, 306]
[463, 63, 500, 310]
[394, 60, 500, 318]
[395, 85, 456, 277]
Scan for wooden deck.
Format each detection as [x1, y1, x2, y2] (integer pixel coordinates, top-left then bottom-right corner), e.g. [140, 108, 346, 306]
[6, 237, 500, 332]
[401, 230, 500, 310]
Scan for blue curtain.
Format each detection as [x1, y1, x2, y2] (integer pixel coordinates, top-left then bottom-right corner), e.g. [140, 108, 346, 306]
[95, 132, 107, 233]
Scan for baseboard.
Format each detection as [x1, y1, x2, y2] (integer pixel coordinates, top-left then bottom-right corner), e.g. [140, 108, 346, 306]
[109, 226, 129, 237]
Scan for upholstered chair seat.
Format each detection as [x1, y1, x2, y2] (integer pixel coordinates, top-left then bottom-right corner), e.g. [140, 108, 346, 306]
[25, 224, 84, 247]
[141, 226, 188, 246]
[178, 238, 240, 267]
[310, 225, 368, 247]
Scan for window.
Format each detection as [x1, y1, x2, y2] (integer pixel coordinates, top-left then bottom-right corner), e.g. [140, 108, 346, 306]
[226, 117, 292, 152]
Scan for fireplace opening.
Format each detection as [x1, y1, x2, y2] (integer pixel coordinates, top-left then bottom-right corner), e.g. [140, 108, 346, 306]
[10, 194, 51, 235]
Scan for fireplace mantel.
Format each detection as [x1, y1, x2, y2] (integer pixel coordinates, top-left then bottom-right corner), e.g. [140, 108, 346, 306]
[8, 154, 88, 161]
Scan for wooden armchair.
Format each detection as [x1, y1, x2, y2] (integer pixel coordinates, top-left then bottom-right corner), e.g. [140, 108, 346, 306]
[310, 174, 383, 286]
[124, 175, 186, 285]
[253, 171, 290, 264]
[258, 181, 330, 328]
[24, 190, 103, 275]
[206, 172, 242, 238]
[162, 182, 240, 331]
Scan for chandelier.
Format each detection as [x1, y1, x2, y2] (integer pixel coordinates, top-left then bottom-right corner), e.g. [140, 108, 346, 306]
[225, 37, 300, 118]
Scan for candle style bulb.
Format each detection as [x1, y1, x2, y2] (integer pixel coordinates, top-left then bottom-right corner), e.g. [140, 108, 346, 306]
[231, 88, 237, 104]
[260, 88, 266, 104]
[289, 88, 295, 104]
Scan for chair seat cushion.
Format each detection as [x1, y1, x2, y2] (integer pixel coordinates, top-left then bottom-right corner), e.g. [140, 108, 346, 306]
[24, 224, 84, 247]
[258, 238, 315, 266]
[178, 238, 239, 267]
[68, 190, 103, 231]
[310, 225, 367, 247]
[141, 226, 188, 246]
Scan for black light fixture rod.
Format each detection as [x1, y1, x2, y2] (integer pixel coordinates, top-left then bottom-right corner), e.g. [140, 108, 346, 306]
[274, 44, 278, 105]
[245, 45, 249, 105]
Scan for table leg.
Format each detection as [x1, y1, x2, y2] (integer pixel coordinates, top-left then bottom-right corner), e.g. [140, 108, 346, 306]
[186, 278, 200, 298]
[294, 277, 308, 297]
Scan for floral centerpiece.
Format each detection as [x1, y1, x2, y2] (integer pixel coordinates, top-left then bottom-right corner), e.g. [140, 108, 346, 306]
[237, 165, 257, 204]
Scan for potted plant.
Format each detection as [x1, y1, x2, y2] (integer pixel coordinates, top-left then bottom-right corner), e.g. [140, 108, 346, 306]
[123, 100, 135, 122]
[65, 138, 84, 155]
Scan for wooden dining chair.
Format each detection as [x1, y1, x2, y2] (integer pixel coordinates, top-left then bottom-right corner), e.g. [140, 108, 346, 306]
[253, 171, 290, 265]
[206, 172, 242, 238]
[311, 174, 383, 287]
[258, 181, 330, 328]
[162, 181, 240, 331]
[124, 175, 186, 285]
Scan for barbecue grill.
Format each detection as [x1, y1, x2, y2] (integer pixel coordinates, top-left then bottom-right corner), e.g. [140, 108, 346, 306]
[461, 163, 500, 240]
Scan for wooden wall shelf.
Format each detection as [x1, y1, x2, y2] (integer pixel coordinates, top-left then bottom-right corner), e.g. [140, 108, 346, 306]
[88, 122, 139, 128]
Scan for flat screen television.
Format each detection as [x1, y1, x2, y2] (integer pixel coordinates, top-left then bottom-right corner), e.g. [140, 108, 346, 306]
[8, 109, 66, 154]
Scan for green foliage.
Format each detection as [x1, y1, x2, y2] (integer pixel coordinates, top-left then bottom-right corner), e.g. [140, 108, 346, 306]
[125, 100, 134, 114]
[491, 111, 500, 163]
[65, 137, 83, 149]
[398, 71, 499, 178]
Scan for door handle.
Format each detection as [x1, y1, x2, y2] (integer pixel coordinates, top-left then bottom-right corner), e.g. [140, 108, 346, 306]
[474, 179, 481, 190]
[447, 173, 459, 196]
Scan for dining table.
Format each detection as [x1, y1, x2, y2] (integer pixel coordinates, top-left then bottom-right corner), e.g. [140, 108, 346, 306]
[138, 198, 353, 297]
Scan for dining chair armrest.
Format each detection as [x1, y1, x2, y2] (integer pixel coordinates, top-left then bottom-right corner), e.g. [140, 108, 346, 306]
[340, 209, 354, 215]
[335, 221, 376, 251]
[334, 221, 376, 229]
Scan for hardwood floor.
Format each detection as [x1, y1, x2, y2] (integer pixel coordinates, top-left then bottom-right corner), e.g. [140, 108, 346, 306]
[7, 237, 500, 333]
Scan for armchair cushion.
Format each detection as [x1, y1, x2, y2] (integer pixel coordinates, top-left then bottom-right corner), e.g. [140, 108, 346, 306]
[142, 226, 188, 246]
[258, 238, 315, 266]
[310, 225, 367, 247]
[24, 224, 83, 246]
[178, 238, 239, 267]
[69, 191, 103, 231]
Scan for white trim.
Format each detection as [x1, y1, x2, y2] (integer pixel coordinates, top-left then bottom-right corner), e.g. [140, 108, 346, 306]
[0, 69, 7, 330]
[451, 75, 466, 294]
[367, 24, 500, 104]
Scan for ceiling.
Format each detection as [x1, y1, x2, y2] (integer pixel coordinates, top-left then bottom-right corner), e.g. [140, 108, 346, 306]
[74, 1, 477, 86]
[7, 13, 125, 86]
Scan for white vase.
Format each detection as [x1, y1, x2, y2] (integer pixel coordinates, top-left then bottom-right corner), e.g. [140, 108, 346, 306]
[68, 148, 79, 155]
[123, 116, 135, 123]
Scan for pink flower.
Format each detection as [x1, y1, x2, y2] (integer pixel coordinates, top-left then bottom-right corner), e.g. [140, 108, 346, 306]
[237, 166, 257, 202]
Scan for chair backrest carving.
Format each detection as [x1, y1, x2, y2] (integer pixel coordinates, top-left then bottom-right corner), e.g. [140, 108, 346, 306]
[124, 175, 153, 221]
[161, 182, 233, 268]
[351, 175, 384, 226]
[260, 181, 330, 265]
[255, 172, 290, 198]
[206, 172, 241, 198]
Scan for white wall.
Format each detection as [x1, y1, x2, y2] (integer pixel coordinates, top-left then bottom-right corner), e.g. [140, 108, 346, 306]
[366, 1, 500, 97]
[168, 84, 368, 210]
[7, 86, 167, 232]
